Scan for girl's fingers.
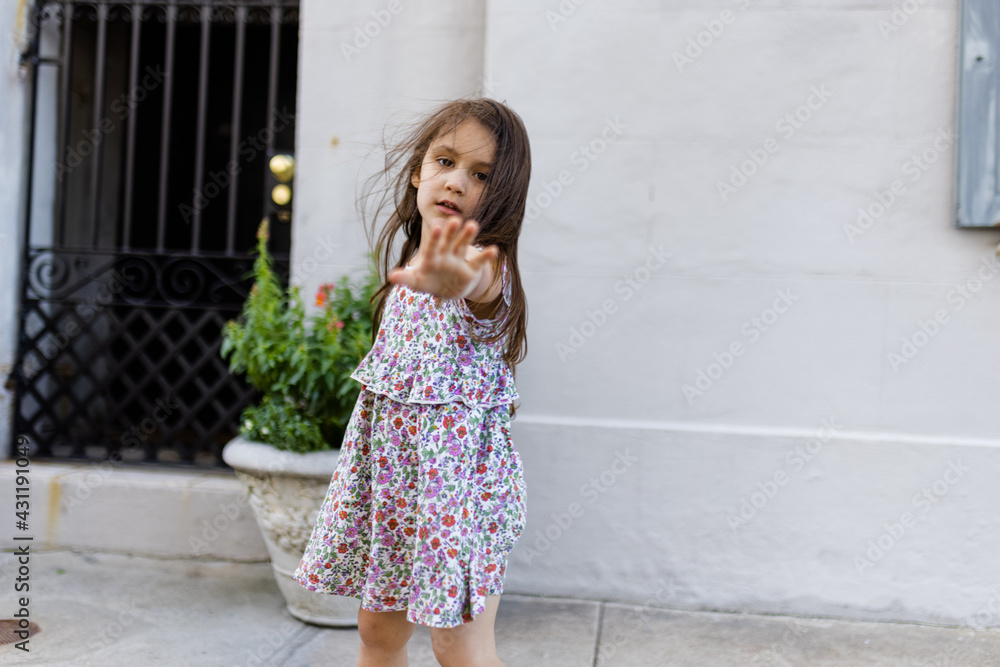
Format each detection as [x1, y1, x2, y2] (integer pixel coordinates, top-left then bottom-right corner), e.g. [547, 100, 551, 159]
[433, 218, 455, 262]
[470, 244, 498, 270]
[427, 222, 444, 265]
[451, 219, 476, 258]
[448, 219, 468, 262]
[408, 218, 494, 297]
[466, 250, 496, 287]
[444, 218, 462, 257]
[387, 268, 412, 287]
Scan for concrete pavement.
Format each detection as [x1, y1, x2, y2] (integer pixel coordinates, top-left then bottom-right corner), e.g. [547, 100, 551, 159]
[1, 549, 999, 666]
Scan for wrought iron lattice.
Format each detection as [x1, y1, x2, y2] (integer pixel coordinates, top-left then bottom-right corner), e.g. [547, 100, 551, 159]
[10, 0, 300, 468]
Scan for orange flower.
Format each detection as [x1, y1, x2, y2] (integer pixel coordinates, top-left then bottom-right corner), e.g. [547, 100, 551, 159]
[315, 282, 336, 306]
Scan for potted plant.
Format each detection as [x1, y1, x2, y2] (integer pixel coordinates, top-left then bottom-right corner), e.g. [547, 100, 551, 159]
[220, 218, 377, 627]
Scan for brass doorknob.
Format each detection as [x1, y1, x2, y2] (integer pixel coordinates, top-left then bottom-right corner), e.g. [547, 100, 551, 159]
[269, 154, 294, 183]
[271, 184, 291, 206]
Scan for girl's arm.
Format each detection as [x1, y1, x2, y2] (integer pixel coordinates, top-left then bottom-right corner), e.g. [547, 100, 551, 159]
[388, 218, 500, 301]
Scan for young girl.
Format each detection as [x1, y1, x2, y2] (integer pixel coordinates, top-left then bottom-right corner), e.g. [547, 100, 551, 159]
[293, 98, 531, 666]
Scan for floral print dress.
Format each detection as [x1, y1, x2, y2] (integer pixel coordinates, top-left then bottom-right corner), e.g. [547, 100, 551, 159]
[292, 250, 527, 628]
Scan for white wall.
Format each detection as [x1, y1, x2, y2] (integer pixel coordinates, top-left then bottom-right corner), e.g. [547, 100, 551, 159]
[291, 0, 1000, 627]
[487, 0, 1000, 627]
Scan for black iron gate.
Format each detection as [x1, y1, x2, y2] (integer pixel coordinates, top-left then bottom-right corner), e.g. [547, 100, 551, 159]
[7, 0, 300, 468]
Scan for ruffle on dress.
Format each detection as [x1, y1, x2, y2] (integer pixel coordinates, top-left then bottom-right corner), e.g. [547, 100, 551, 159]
[350, 252, 518, 409]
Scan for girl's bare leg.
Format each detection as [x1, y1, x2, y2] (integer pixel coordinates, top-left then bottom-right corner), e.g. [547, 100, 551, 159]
[357, 607, 415, 667]
[429, 594, 505, 667]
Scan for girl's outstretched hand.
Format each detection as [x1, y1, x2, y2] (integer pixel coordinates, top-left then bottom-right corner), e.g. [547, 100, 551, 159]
[388, 218, 499, 300]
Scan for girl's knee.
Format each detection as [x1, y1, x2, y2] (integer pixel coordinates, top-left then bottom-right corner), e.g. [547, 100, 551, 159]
[357, 608, 414, 651]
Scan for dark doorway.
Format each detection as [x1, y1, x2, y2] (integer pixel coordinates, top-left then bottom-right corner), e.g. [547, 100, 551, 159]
[10, 1, 300, 469]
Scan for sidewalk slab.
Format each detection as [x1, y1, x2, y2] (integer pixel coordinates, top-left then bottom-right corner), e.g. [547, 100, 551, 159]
[596, 601, 1000, 667]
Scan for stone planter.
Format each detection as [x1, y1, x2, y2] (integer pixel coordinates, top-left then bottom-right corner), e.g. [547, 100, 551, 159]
[221, 435, 361, 627]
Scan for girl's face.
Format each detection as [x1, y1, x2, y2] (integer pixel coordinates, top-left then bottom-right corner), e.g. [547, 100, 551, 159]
[410, 119, 497, 238]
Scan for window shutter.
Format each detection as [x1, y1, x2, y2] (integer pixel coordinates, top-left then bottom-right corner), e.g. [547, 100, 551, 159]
[957, 0, 1000, 227]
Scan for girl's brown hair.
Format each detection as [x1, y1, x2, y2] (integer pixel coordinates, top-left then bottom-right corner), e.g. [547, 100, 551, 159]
[360, 98, 532, 385]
